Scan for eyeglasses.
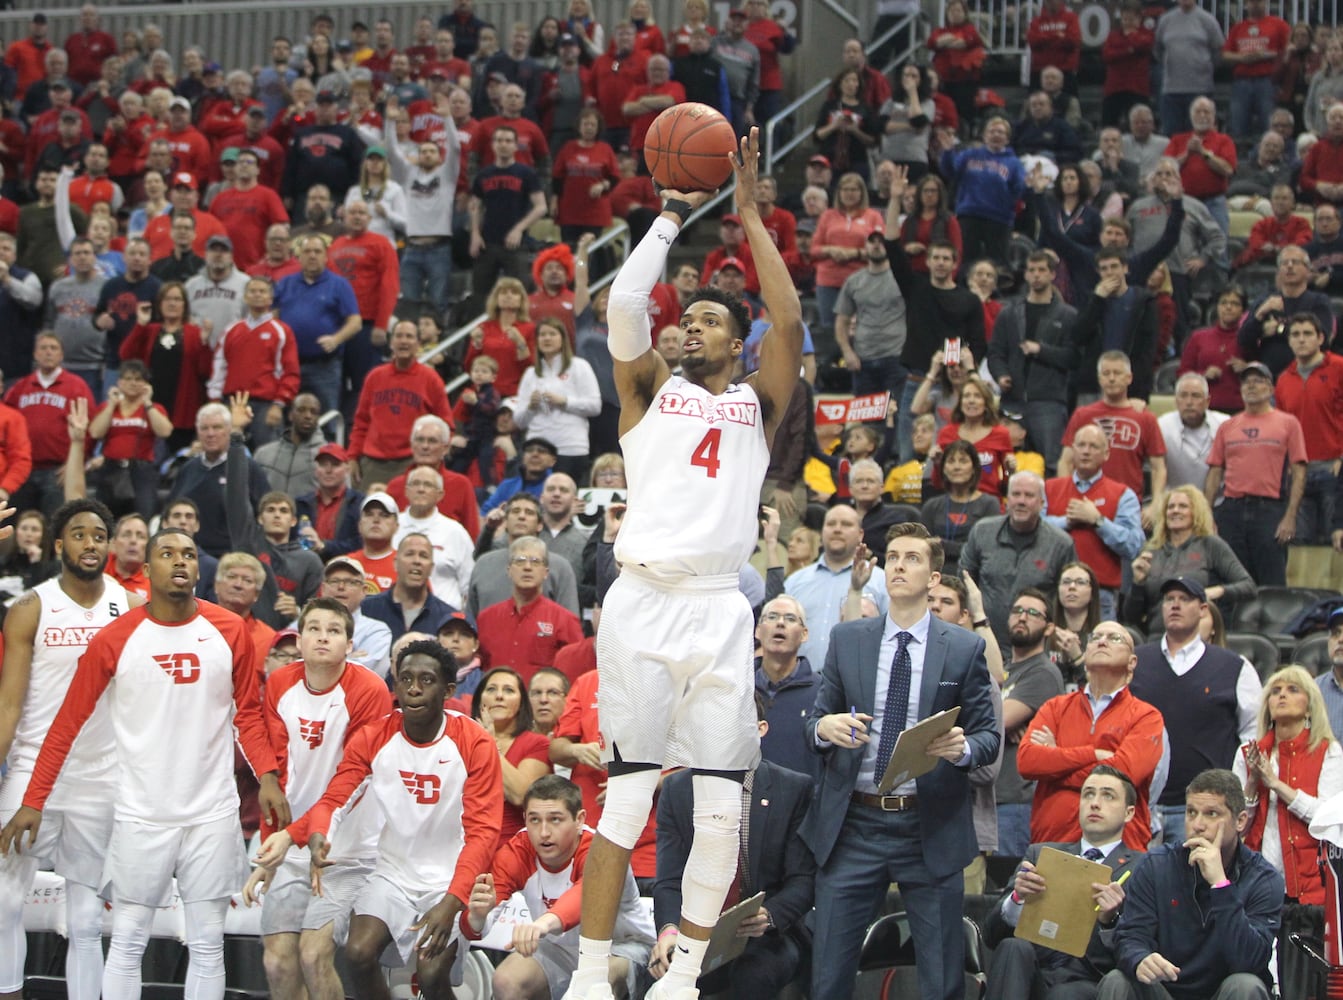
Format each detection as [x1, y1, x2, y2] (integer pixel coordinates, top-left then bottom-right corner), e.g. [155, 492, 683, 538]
[1009, 606, 1047, 619]
[268, 649, 300, 664]
[1087, 632, 1131, 647]
[761, 612, 802, 625]
[511, 556, 546, 566]
[1059, 576, 1091, 587]
[325, 576, 363, 589]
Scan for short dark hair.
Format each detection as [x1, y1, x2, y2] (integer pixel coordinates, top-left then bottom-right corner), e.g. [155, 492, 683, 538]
[164, 496, 200, 520]
[530, 665, 570, 693]
[937, 438, 979, 486]
[1025, 248, 1057, 272]
[935, 574, 968, 613]
[523, 773, 583, 817]
[1012, 586, 1053, 613]
[1186, 768, 1246, 817]
[927, 238, 959, 261]
[754, 690, 768, 722]
[1288, 312, 1326, 338]
[51, 498, 114, 543]
[118, 358, 150, 380]
[505, 492, 542, 518]
[1095, 247, 1127, 267]
[297, 596, 354, 638]
[685, 285, 752, 341]
[885, 521, 945, 573]
[395, 638, 458, 685]
[1089, 763, 1138, 807]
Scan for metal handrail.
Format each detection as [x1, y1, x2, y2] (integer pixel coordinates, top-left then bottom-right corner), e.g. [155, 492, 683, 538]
[419, 221, 632, 396]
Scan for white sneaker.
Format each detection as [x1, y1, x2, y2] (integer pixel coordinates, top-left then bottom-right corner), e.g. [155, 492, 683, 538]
[645, 980, 700, 1000]
[560, 984, 616, 1000]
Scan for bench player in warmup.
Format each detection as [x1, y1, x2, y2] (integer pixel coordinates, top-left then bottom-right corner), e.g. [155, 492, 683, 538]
[564, 127, 805, 1000]
[254, 639, 502, 1000]
[0, 498, 134, 1000]
[0, 527, 287, 1000]
[242, 596, 393, 1000]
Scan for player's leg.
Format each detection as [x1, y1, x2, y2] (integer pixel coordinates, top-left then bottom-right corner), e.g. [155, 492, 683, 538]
[0, 851, 39, 1000]
[415, 937, 459, 1000]
[102, 901, 157, 1000]
[654, 771, 744, 997]
[344, 913, 395, 1000]
[63, 881, 107, 1000]
[261, 932, 305, 1000]
[298, 923, 346, 1000]
[182, 896, 230, 1000]
[492, 951, 553, 1000]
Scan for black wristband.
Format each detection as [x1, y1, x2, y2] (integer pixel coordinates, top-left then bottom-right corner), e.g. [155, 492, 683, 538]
[973, 618, 989, 629]
[662, 198, 694, 225]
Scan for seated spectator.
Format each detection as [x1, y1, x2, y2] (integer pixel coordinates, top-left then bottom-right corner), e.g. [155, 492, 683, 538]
[105, 511, 149, 598]
[984, 766, 1145, 998]
[529, 667, 569, 737]
[476, 536, 583, 685]
[1234, 184, 1313, 269]
[212, 551, 275, 659]
[1179, 286, 1249, 414]
[481, 436, 558, 516]
[471, 666, 553, 848]
[462, 774, 653, 1000]
[360, 531, 456, 640]
[166, 401, 269, 557]
[385, 413, 482, 540]
[1304, 38, 1343, 137]
[251, 394, 324, 499]
[753, 595, 818, 777]
[1301, 102, 1343, 208]
[848, 458, 918, 561]
[1101, 769, 1282, 1000]
[921, 440, 1000, 578]
[393, 465, 475, 610]
[1307, 203, 1343, 294]
[1227, 131, 1291, 216]
[784, 527, 820, 578]
[353, 492, 401, 591]
[1237, 245, 1336, 377]
[1015, 90, 1081, 164]
[0, 509, 58, 592]
[312, 554, 391, 679]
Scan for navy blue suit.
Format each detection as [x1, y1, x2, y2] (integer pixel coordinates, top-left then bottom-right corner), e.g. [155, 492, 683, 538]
[654, 760, 816, 996]
[801, 613, 1000, 1000]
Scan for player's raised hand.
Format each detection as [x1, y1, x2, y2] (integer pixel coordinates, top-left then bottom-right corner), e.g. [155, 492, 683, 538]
[730, 126, 761, 208]
[0, 805, 41, 855]
[242, 865, 274, 906]
[413, 893, 464, 958]
[229, 391, 253, 429]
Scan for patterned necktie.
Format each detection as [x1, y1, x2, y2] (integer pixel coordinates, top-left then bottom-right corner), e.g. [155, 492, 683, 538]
[874, 631, 914, 780]
[1083, 847, 1104, 861]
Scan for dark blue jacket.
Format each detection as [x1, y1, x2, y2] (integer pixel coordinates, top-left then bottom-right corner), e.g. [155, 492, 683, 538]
[940, 144, 1025, 227]
[295, 487, 365, 558]
[1113, 841, 1283, 1000]
[361, 588, 457, 644]
[755, 655, 820, 778]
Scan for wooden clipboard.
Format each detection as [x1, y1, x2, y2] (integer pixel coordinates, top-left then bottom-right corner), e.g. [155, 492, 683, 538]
[1014, 846, 1112, 958]
[702, 891, 766, 973]
[876, 707, 961, 794]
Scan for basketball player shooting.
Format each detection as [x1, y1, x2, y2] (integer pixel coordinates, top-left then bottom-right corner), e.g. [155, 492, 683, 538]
[562, 127, 804, 1000]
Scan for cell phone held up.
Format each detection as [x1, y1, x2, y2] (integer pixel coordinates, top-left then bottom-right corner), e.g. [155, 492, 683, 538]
[943, 338, 961, 366]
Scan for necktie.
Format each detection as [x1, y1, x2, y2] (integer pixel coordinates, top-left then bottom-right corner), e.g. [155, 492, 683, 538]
[874, 631, 914, 780]
[1083, 847, 1104, 861]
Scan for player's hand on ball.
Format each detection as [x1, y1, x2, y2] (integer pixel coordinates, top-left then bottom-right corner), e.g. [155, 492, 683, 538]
[730, 126, 761, 205]
[659, 188, 715, 212]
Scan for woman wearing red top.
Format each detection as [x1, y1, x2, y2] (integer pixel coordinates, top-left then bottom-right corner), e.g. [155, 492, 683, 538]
[1179, 285, 1247, 414]
[90, 360, 172, 516]
[926, 0, 985, 133]
[474, 667, 553, 850]
[811, 174, 884, 333]
[1100, 2, 1155, 127]
[933, 375, 1014, 496]
[968, 259, 1003, 341]
[551, 107, 619, 245]
[670, 0, 715, 58]
[119, 285, 212, 451]
[627, 0, 667, 56]
[898, 174, 963, 274]
[464, 278, 536, 398]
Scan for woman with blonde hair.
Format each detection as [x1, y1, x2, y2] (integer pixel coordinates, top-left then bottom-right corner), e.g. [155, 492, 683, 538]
[1125, 485, 1255, 628]
[510, 316, 601, 481]
[464, 276, 535, 398]
[345, 146, 406, 245]
[811, 171, 884, 331]
[786, 526, 820, 578]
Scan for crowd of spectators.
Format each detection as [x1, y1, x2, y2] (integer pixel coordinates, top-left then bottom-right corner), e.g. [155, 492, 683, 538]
[7, 1, 1343, 998]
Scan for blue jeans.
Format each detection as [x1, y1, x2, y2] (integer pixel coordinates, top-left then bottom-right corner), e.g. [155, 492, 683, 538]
[812, 805, 965, 1000]
[400, 242, 453, 321]
[996, 802, 1033, 858]
[851, 354, 907, 404]
[1157, 803, 1186, 845]
[1296, 464, 1337, 545]
[896, 373, 923, 464]
[68, 367, 104, 403]
[1159, 92, 1199, 134]
[1215, 494, 1287, 586]
[1202, 194, 1230, 241]
[1022, 400, 1068, 474]
[1231, 76, 1275, 139]
[300, 354, 343, 416]
[815, 284, 842, 333]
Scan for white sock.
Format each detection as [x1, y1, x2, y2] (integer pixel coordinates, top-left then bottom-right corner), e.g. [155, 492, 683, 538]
[664, 934, 710, 992]
[570, 935, 613, 994]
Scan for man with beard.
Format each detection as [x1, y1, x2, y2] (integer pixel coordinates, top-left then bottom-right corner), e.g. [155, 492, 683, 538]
[1, 527, 287, 1000]
[0, 499, 140, 1000]
[835, 229, 907, 400]
[993, 587, 1064, 857]
[253, 393, 325, 498]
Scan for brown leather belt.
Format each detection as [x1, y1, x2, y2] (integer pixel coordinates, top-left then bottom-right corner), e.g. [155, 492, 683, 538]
[407, 236, 450, 246]
[851, 791, 918, 812]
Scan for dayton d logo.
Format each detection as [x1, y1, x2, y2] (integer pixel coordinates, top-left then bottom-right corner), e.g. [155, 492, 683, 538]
[400, 770, 441, 805]
[153, 652, 201, 684]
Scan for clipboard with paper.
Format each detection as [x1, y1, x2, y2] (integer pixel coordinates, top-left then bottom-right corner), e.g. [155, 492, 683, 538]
[1013, 846, 1112, 958]
[702, 891, 766, 973]
[876, 707, 961, 793]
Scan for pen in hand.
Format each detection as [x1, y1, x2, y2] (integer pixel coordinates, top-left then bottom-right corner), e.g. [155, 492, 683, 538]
[850, 706, 857, 745]
[1094, 869, 1132, 911]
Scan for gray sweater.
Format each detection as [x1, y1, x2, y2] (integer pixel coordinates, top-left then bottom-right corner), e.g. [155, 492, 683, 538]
[1127, 195, 1226, 276]
[45, 273, 107, 368]
[960, 515, 1077, 645]
[1122, 534, 1256, 629]
[1154, 6, 1224, 95]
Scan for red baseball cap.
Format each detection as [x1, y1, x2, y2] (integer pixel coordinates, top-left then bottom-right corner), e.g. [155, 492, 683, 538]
[172, 172, 196, 190]
[721, 213, 742, 226]
[316, 443, 349, 462]
[718, 256, 746, 273]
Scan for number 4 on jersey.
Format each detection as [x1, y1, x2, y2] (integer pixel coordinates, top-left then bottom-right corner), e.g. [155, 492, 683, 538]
[690, 428, 722, 478]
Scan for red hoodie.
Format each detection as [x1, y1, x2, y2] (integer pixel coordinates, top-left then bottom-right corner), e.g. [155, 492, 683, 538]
[348, 362, 453, 461]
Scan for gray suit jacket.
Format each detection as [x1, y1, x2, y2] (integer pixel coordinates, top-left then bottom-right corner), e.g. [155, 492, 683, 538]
[800, 614, 1000, 877]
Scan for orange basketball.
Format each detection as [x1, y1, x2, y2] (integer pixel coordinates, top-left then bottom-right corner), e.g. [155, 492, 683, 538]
[643, 103, 738, 192]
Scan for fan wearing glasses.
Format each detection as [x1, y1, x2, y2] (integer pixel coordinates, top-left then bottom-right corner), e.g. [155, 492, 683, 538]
[1017, 620, 1166, 850]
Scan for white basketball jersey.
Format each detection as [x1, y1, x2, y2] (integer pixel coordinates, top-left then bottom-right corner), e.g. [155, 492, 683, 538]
[9, 576, 131, 768]
[615, 376, 770, 578]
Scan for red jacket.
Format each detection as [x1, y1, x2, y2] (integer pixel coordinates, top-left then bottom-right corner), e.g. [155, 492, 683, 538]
[0, 402, 33, 495]
[1018, 685, 1165, 851]
[119, 322, 213, 430]
[349, 362, 453, 461]
[1234, 213, 1313, 268]
[1300, 137, 1343, 201]
[198, 99, 263, 147]
[1274, 351, 1343, 462]
[209, 315, 301, 404]
[209, 184, 289, 271]
[472, 115, 550, 169]
[104, 113, 156, 178]
[5, 38, 52, 98]
[143, 207, 229, 261]
[592, 50, 648, 129]
[1101, 26, 1154, 96]
[623, 81, 687, 153]
[219, 133, 287, 191]
[1244, 729, 1329, 904]
[147, 124, 214, 183]
[1165, 130, 1237, 198]
[1027, 7, 1082, 72]
[67, 175, 122, 217]
[327, 232, 400, 330]
[702, 244, 759, 296]
[64, 29, 118, 87]
[928, 24, 987, 83]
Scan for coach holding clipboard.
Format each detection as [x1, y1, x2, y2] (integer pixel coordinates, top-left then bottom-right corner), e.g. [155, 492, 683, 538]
[802, 521, 1001, 1000]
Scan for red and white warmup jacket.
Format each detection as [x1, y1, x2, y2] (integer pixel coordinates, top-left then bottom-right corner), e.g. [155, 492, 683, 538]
[208, 313, 302, 404]
[287, 710, 502, 900]
[23, 601, 278, 826]
[262, 659, 392, 858]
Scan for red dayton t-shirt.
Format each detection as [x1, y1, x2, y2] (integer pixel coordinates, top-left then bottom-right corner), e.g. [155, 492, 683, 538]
[97, 401, 167, 461]
[1061, 400, 1166, 496]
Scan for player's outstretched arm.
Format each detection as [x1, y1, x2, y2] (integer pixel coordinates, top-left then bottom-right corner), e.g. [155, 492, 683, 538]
[609, 186, 717, 433]
[736, 127, 803, 443]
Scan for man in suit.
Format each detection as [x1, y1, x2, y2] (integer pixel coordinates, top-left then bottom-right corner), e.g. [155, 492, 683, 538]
[649, 694, 816, 997]
[984, 765, 1145, 1000]
[802, 521, 1001, 1000]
